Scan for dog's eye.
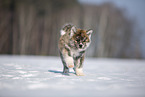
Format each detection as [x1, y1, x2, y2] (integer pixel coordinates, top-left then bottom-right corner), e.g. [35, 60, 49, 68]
[76, 39, 80, 42]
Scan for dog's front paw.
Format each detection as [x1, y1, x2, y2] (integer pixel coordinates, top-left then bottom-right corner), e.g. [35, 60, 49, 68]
[75, 68, 85, 76]
[68, 64, 74, 68]
[76, 72, 85, 76]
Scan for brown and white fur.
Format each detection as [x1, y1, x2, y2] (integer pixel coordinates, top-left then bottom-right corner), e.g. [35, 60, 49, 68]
[58, 24, 93, 76]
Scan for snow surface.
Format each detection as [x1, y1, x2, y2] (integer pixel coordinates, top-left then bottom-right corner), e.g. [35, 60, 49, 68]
[0, 55, 145, 97]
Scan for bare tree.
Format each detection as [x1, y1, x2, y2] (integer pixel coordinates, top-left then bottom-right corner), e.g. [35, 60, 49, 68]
[0, 0, 142, 58]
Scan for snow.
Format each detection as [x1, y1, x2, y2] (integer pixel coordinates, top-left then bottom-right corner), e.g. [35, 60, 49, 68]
[0, 55, 145, 97]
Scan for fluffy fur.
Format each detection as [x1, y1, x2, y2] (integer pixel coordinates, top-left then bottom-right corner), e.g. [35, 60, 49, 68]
[58, 23, 93, 76]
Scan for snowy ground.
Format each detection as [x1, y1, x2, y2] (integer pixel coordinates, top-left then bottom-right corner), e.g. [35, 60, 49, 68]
[0, 55, 145, 97]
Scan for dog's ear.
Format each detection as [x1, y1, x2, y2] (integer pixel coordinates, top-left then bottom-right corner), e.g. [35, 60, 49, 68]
[86, 29, 93, 39]
[60, 29, 66, 36]
[70, 26, 76, 37]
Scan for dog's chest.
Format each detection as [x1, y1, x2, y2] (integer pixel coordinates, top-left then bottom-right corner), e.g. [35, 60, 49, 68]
[70, 49, 81, 58]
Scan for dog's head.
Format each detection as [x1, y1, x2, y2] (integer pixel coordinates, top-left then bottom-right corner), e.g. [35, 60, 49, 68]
[71, 29, 93, 50]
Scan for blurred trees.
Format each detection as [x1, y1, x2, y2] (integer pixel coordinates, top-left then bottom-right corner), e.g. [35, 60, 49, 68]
[0, 0, 142, 58]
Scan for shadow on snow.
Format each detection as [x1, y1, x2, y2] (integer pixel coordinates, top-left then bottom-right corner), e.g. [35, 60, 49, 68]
[48, 70, 75, 76]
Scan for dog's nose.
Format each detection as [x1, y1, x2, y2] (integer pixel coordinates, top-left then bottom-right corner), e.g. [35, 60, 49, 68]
[79, 44, 83, 48]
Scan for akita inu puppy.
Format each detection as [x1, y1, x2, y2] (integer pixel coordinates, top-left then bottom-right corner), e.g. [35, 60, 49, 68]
[58, 24, 93, 76]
